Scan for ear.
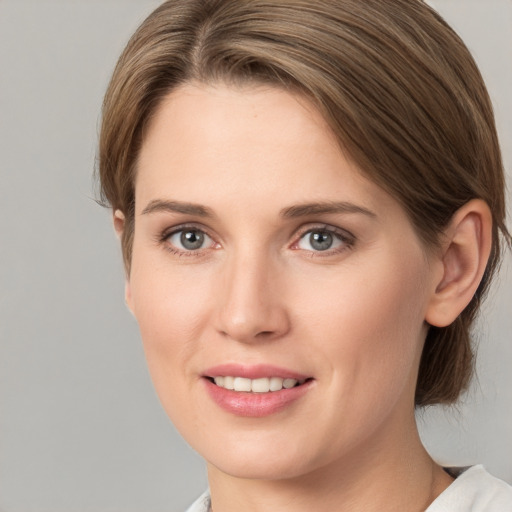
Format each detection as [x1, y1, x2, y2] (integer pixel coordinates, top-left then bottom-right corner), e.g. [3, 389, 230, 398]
[425, 199, 492, 327]
[113, 209, 134, 314]
[113, 209, 125, 239]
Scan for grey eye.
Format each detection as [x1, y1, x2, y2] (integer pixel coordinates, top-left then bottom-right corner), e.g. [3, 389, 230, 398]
[169, 229, 211, 251]
[297, 230, 345, 252]
[181, 230, 204, 250]
[309, 232, 333, 251]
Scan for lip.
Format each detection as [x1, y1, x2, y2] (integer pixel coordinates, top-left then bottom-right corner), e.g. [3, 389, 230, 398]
[203, 363, 310, 381]
[202, 364, 314, 417]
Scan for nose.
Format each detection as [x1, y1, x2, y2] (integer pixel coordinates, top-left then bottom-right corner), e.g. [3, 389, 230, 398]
[214, 251, 291, 344]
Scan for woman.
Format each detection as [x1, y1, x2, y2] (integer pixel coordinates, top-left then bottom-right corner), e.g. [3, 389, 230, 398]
[98, 0, 511, 510]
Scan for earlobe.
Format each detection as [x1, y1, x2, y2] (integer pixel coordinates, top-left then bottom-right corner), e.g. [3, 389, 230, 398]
[113, 209, 126, 239]
[113, 209, 135, 315]
[425, 199, 492, 328]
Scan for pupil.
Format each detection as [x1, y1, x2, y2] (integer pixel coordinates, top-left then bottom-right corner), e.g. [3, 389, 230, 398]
[181, 230, 204, 250]
[310, 232, 333, 251]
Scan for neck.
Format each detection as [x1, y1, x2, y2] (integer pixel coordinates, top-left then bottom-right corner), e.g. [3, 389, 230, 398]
[207, 411, 453, 512]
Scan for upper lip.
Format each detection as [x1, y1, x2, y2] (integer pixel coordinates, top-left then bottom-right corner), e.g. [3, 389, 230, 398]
[203, 363, 311, 381]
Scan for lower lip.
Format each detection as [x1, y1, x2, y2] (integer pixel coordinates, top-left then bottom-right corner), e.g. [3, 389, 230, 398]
[203, 378, 314, 417]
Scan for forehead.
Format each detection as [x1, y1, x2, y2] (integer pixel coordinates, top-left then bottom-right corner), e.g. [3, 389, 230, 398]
[135, 82, 393, 217]
[138, 82, 340, 173]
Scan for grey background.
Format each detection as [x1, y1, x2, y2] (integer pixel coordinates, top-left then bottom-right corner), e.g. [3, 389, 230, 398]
[0, 1, 510, 511]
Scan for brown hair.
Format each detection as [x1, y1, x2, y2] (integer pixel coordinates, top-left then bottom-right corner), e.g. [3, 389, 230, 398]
[98, 0, 510, 406]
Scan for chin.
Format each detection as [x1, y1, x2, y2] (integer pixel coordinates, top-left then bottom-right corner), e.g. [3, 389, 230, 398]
[209, 452, 313, 481]
[194, 429, 325, 481]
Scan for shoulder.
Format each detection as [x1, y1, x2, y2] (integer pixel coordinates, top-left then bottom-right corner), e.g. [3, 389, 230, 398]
[185, 490, 211, 512]
[427, 465, 512, 511]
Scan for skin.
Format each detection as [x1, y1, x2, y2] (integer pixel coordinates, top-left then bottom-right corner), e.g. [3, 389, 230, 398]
[116, 83, 491, 511]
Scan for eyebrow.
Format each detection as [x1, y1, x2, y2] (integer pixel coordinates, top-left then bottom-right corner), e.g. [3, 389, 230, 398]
[141, 199, 214, 217]
[141, 199, 376, 220]
[280, 201, 377, 219]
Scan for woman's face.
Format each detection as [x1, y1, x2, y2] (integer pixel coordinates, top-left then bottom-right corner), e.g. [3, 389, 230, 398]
[126, 83, 441, 480]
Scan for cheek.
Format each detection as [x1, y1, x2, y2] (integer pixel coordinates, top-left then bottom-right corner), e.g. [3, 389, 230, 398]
[297, 250, 430, 403]
[128, 252, 216, 403]
[130, 243, 215, 332]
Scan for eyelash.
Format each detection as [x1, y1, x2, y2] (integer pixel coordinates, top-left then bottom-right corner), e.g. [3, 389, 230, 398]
[157, 223, 356, 258]
[292, 224, 356, 256]
[158, 224, 217, 258]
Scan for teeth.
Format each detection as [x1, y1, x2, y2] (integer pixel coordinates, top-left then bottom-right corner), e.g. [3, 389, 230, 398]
[252, 378, 271, 393]
[233, 377, 252, 392]
[283, 378, 298, 389]
[269, 377, 284, 391]
[224, 376, 235, 390]
[211, 376, 305, 392]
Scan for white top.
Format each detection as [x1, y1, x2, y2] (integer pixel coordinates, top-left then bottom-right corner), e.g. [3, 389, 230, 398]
[185, 466, 512, 512]
[425, 465, 512, 511]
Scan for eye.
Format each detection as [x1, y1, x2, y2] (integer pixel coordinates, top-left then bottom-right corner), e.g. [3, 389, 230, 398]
[296, 228, 352, 253]
[167, 228, 213, 251]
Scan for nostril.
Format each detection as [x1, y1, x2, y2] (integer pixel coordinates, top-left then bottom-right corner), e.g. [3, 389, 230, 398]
[256, 330, 275, 338]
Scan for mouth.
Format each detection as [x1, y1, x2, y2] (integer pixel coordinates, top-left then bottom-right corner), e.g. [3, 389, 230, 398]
[202, 365, 315, 417]
[201, 364, 314, 416]
[206, 375, 311, 393]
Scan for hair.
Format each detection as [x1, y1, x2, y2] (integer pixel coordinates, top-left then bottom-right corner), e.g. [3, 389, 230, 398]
[98, 0, 510, 406]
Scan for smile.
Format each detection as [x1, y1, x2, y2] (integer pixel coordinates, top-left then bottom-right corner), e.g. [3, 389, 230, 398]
[202, 364, 314, 416]
[211, 376, 307, 393]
